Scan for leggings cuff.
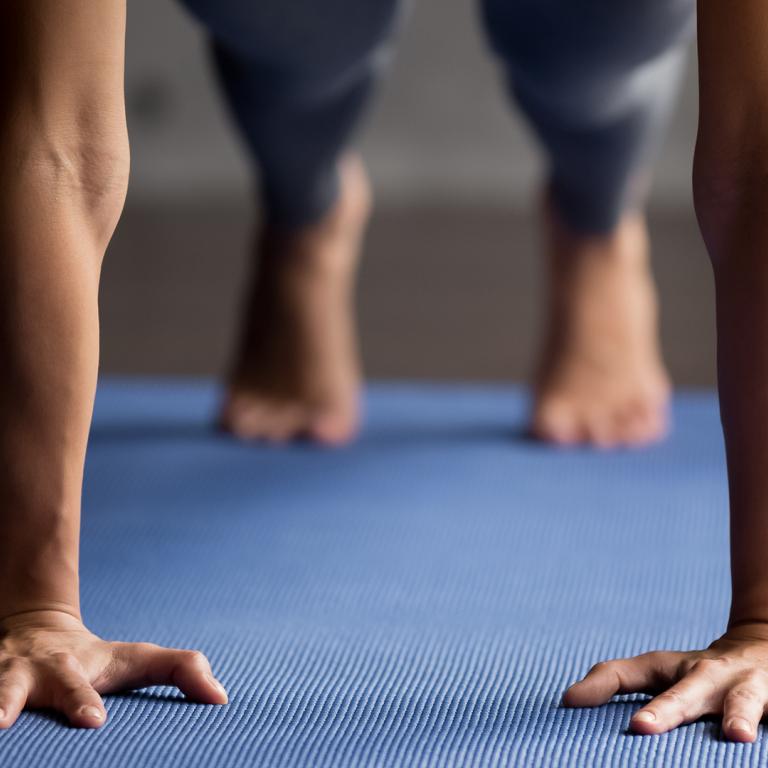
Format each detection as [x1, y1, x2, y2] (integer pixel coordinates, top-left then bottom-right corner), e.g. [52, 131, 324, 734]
[259, 165, 341, 231]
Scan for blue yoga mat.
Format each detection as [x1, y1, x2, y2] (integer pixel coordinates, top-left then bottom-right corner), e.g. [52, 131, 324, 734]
[0, 380, 760, 766]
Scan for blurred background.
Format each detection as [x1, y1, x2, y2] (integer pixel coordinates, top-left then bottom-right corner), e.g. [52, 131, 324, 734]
[103, 0, 714, 387]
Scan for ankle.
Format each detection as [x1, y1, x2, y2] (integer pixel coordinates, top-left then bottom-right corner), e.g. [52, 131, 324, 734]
[548, 209, 649, 269]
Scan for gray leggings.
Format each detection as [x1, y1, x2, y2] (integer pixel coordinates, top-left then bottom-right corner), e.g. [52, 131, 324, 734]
[179, 0, 694, 233]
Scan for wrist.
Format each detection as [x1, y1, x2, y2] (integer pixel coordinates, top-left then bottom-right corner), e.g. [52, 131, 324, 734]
[0, 578, 81, 624]
[0, 604, 82, 629]
[0, 609, 86, 643]
[0, 518, 80, 621]
[0, 573, 80, 624]
[729, 590, 768, 628]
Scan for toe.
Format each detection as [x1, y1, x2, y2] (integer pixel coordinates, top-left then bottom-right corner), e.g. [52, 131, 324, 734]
[221, 393, 303, 442]
[584, 414, 618, 450]
[532, 399, 581, 446]
[224, 399, 270, 441]
[308, 405, 359, 446]
[222, 392, 359, 446]
[619, 412, 650, 446]
[261, 403, 307, 443]
[629, 400, 669, 446]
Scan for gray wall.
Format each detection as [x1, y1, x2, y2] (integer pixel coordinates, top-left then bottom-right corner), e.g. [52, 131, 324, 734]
[125, 0, 699, 207]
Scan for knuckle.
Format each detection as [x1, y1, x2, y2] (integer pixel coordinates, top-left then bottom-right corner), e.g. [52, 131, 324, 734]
[741, 669, 768, 688]
[55, 683, 96, 712]
[678, 658, 696, 677]
[184, 650, 208, 668]
[60, 679, 91, 697]
[2, 657, 27, 675]
[589, 661, 611, 675]
[657, 689, 686, 707]
[691, 657, 725, 673]
[50, 652, 80, 673]
[727, 686, 761, 704]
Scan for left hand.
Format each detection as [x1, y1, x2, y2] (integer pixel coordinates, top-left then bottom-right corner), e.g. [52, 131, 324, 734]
[563, 622, 768, 742]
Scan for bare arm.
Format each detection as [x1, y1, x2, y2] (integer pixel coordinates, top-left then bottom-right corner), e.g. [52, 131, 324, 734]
[564, 0, 768, 743]
[695, 0, 768, 630]
[0, 2, 226, 728]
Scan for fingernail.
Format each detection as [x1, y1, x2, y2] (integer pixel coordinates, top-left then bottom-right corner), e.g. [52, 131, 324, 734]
[634, 711, 656, 723]
[728, 717, 752, 734]
[80, 706, 104, 721]
[0, 709, 5, 721]
[207, 675, 228, 697]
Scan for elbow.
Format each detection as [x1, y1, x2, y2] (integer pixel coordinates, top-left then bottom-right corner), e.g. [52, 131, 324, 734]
[37, 140, 131, 250]
[1, 127, 130, 255]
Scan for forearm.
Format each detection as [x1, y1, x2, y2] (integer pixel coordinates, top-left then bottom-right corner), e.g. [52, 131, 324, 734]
[0, 169, 104, 617]
[563, 2, 768, 743]
[707, 206, 768, 623]
[695, 0, 768, 624]
[0, 3, 229, 732]
[0, 1, 128, 619]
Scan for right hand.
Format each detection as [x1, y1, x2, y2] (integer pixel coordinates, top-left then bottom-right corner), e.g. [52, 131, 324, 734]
[0, 610, 228, 729]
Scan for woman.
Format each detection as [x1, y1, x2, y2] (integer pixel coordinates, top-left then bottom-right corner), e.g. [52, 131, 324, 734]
[2, 0, 767, 743]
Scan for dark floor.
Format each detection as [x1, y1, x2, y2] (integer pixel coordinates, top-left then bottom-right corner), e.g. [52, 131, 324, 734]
[101, 201, 715, 387]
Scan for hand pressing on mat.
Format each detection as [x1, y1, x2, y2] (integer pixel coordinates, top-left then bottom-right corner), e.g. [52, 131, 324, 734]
[565, 0, 768, 746]
[0, 0, 224, 734]
[563, 623, 768, 742]
[0, 611, 228, 729]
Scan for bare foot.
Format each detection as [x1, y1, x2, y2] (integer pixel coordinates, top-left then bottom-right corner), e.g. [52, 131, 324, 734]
[531, 200, 671, 449]
[220, 155, 370, 445]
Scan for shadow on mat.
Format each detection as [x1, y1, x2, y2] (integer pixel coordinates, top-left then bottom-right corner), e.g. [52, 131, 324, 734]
[110, 690, 188, 704]
[88, 420, 531, 448]
[19, 709, 70, 728]
[17, 691, 194, 729]
[88, 422, 221, 444]
[359, 423, 527, 447]
[587, 700, 724, 741]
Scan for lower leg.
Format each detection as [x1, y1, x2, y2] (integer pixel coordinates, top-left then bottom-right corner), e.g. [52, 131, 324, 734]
[208, 41, 386, 444]
[481, 0, 692, 446]
[519, 66, 685, 447]
[532, 192, 670, 447]
[221, 155, 371, 444]
[530, 114, 675, 447]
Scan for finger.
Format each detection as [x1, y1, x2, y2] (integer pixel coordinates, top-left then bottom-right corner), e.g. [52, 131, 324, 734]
[563, 652, 681, 707]
[0, 660, 33, 729]
[631, 660, 724, 734]
[48, 655, 106, 728]
[722, 678, 767, 743]
[107, 644, 228, 704]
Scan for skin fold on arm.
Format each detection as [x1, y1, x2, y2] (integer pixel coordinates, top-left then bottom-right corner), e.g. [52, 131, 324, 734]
[564, 0, 768, 743]
[0, 1, 227, 728]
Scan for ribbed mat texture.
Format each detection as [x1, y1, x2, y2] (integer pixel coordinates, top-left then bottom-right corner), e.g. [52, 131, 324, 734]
[1, 381, 758, 766]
